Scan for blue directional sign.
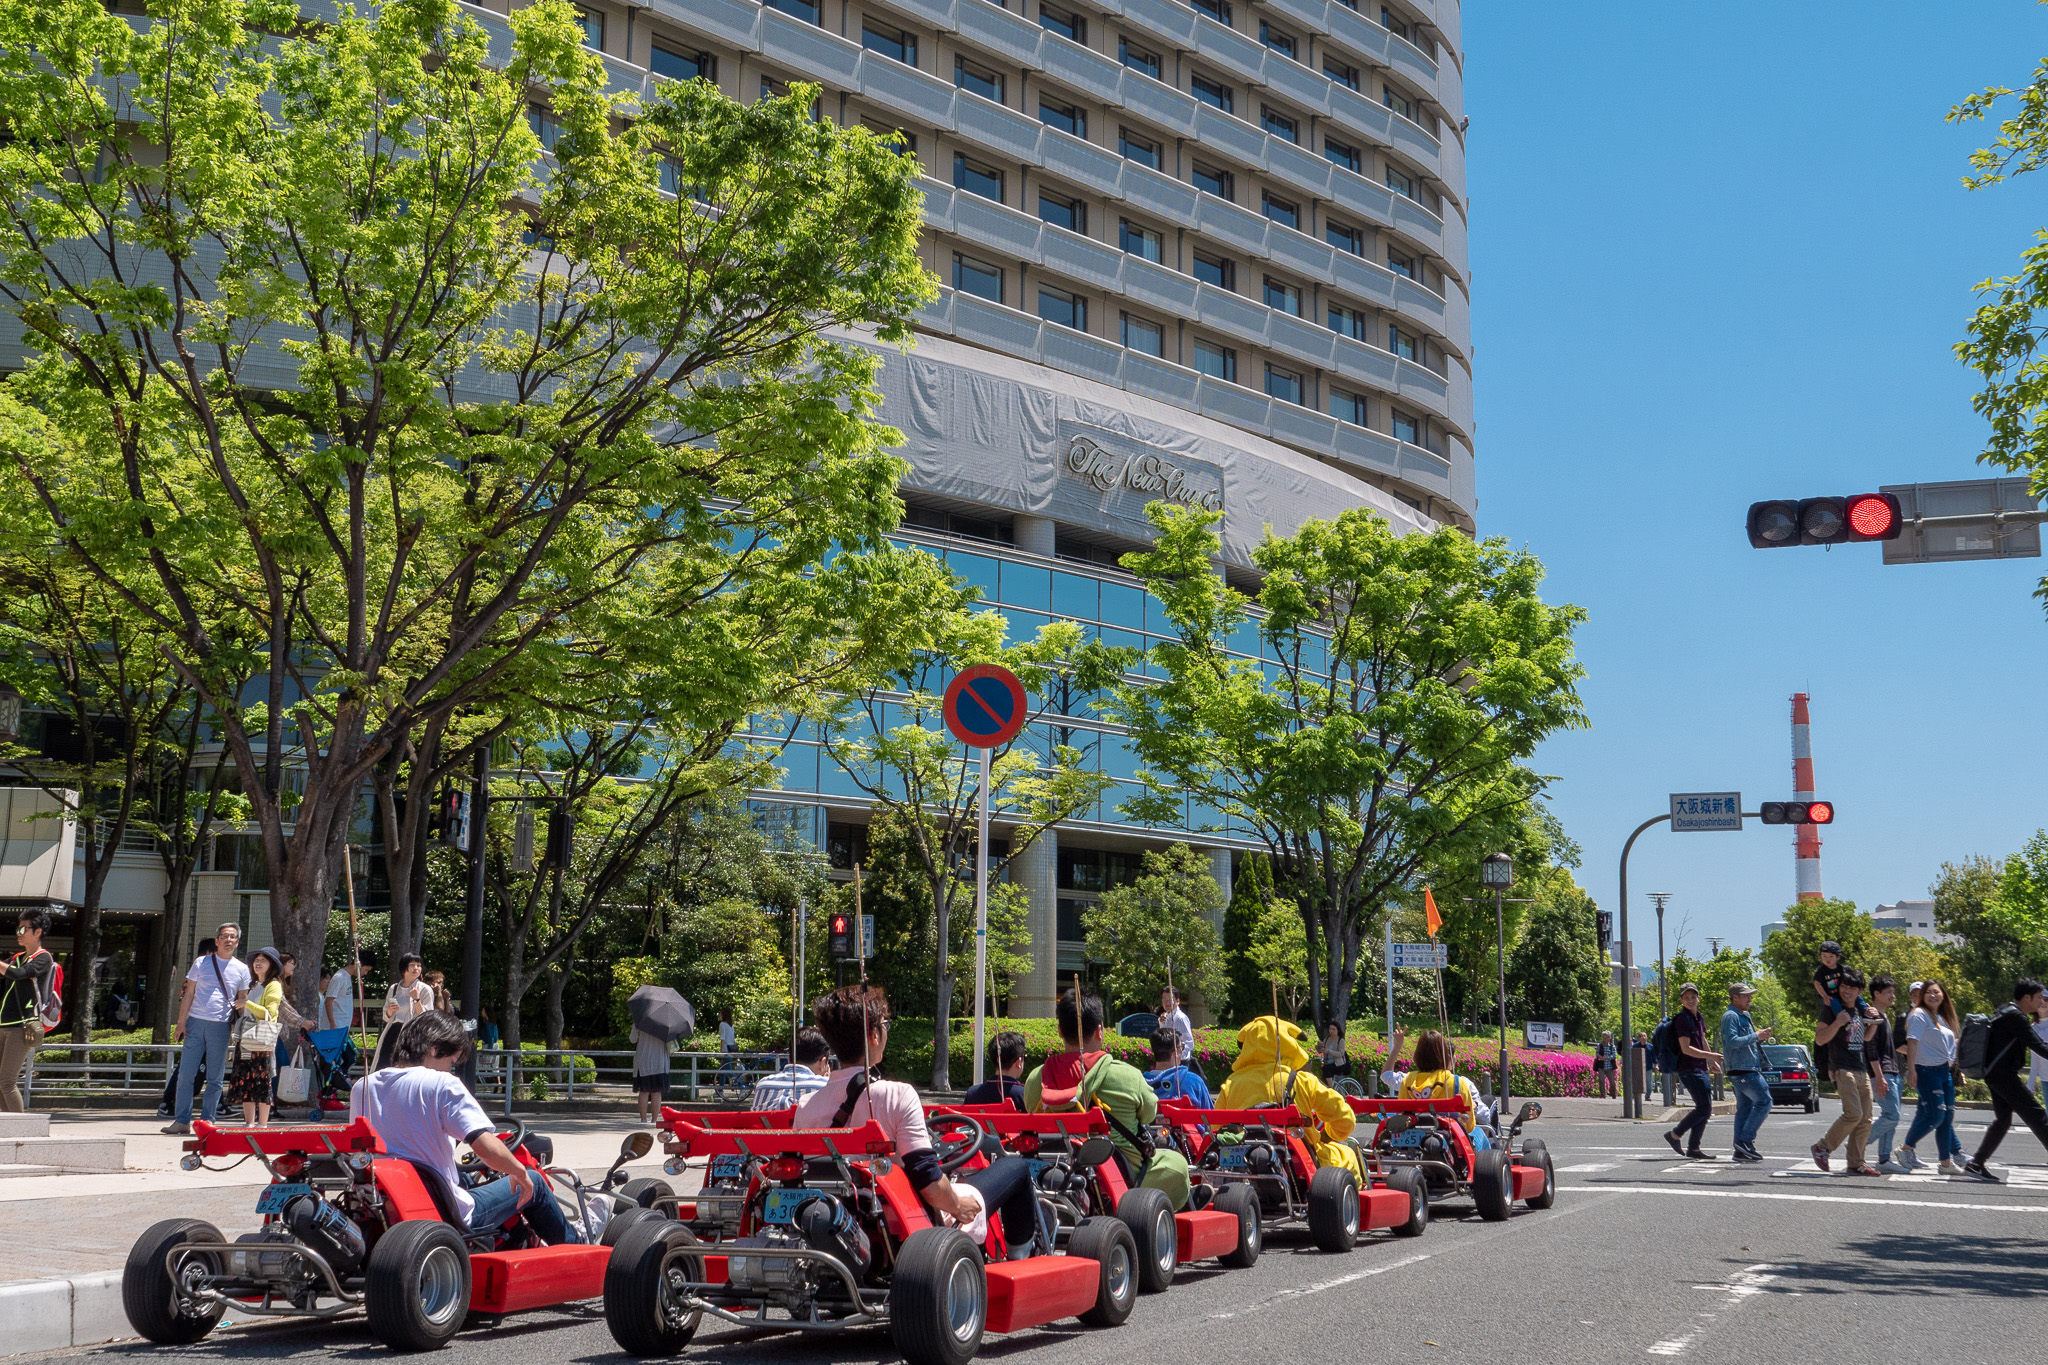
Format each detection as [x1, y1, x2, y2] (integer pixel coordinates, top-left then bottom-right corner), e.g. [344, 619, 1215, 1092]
[943, 665, 1028, 748]
[1670, 792, 1742, 833]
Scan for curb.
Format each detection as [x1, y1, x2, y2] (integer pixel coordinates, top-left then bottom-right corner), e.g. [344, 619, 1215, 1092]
[0, 1272, 132, 1355]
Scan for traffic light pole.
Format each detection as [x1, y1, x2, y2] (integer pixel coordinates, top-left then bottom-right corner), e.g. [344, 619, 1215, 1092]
[1617, 814, 1669, 1121]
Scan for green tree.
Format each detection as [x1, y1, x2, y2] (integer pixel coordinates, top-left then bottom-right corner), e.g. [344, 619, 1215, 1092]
[1503, 867, 1609, 1042]
[1863, 930, 1946, 1000]
[0, 0, 932, 1013]
[1759, 898, 1872, 1024]
[1081, 843, 1227, 1016]
[1243, 895, 1310, 1022]
[1989, 829, 2048, 937]
[1934, 856, 2044, 1014]
[1222, 853, 1280, 1024]
[1108, 505, 1586, 1033]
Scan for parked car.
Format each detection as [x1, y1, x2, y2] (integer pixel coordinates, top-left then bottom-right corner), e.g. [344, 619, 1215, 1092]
[1761, 1044, 1820, 1113]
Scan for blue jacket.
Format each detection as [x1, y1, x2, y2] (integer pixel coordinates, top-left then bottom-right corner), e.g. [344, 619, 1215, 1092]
[1144, 1064, 1213, 1108]
[1720, 1007, 1764, 1073]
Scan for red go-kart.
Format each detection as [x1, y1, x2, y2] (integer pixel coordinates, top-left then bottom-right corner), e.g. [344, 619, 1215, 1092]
[122, 1117, 650, 1351]
[606, 1115, 1136, 1365]
[1163, 1102, 1425, 1251]
[1350, 1096, 1555, 1221]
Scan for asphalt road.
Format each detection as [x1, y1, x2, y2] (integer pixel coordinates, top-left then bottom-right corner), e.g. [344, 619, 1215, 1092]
[40, 1105, 2048, 1365]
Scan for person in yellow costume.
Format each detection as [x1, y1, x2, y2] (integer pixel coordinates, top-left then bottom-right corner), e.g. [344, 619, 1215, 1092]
[1217, 1016, 1362, 1178]
[1391, 1028, 1493, 1149]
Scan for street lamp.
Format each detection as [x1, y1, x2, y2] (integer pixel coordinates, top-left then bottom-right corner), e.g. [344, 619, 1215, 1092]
[1648, 891, 1672, 1106]
[1480, 852, 1514, 1118]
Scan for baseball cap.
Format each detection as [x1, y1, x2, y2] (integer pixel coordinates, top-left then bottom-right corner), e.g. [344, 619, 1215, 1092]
[1729, 981, 1756, 996]
[1819, 940, 1842, 954]
[1679, 981, 1699, 996]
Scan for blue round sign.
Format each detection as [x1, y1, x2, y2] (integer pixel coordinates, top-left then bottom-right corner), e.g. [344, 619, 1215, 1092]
[943, 665, 1028, 748]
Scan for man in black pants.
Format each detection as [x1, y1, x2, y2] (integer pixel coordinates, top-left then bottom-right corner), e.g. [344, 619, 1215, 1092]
[1662, 984, 1724, 1159]
[1964, 978, 2048, 1182]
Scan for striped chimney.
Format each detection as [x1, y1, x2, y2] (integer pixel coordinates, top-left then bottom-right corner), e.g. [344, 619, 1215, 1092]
[1791, 692, 1822, 902]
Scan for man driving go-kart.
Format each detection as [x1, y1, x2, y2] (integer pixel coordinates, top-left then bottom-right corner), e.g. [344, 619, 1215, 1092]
[1025, 987, 1194, 1210]
[352, 1011, 579, 1245]
[1218, 1016, 1363, 1178]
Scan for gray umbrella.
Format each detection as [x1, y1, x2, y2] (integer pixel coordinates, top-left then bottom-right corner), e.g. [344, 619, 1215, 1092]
[628, 986, 696, 1042]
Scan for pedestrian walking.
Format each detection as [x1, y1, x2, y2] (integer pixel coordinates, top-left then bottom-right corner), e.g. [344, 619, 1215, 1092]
[1630, 1030, 1649, 1099]
[1594, 1031, 1619, 1099]
[1962, 978, 2048, 1182]
[1720, 983, 1774, 1162]
[2031, 994, 2048, 1111]
[1866, 976, 1906, 1171]
[0, 910, 57, 1113]
[1810, 967, 1885, 1175]
[320, 948, 368, 1032]
[224, 948, 285, 1126]
[1662, 985, 1722, 1159]
[162, 923, 251, 1134]
[1898, 978, 1963, 1174]
[1318, 1023, 1352, 1084]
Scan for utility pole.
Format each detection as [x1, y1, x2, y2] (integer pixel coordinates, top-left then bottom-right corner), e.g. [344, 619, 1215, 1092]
[1648, 893, 1672, 1022]
[1707, 936, 1723, 957]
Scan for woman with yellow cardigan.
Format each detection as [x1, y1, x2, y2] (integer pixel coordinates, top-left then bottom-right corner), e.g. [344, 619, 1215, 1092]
[223, 948, 284, 1125]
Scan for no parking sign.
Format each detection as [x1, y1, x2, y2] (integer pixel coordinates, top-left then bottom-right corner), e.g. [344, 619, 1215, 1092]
[942, 664, 1028, 748]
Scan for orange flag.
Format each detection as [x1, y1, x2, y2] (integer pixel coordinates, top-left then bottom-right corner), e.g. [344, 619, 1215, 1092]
[1424, 886, 1442, 938]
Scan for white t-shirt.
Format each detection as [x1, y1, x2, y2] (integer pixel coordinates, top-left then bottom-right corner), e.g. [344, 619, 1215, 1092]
[795, 1067, 984, 1240]
[2032, 1019, 2048, 1088]
[321, 970, 356, 1031]
[718, 1021, 737, 1053]
[387, 980, 434, 1022]
[1906, 1008, 1957, 1066]
[185, 953, 252, 1023]
[349, 1066, 495, 1223]
[1162, 1007, 1195, 1061]
[632, 1027, 672, 1077]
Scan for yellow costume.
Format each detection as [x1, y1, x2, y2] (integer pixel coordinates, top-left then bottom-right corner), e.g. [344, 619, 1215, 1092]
[1396, 1068, 1479, 1132]
[1217, 1016, 1361, 1178]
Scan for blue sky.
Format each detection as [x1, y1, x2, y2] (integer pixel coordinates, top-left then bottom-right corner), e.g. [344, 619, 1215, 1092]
[1465, 2, 2048, 960]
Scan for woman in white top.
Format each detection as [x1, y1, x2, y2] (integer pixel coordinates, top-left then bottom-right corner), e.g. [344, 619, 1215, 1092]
[372, 954, 436, 1072]
[1898, 978, 1963, 1173]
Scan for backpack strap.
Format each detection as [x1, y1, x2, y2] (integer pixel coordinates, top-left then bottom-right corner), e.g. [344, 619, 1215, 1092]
[830, 1071, 871, 1129]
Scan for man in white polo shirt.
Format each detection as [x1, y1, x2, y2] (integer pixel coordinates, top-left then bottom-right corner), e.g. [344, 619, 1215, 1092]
[162, 922, 251, 1134]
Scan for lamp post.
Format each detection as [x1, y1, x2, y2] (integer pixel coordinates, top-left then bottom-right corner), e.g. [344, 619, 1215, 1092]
[1648, 891, 1672, 1106]
[1480, 852, 1514, 1117]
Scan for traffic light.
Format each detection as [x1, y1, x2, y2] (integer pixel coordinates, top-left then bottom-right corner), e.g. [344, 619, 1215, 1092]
[1760, 801, 1835, 825]
[430, 786, 468, 849]
[1747, 494, 1902, 547]
[1595, 910, 1613, 955]
[828, 913, 852, 959]
[543, 806, 572, 868]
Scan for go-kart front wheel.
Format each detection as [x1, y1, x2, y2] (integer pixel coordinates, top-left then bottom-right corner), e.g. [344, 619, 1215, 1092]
[1069, 1217, 1138, 1328]
[122, 1217, 227, 1345]
[365, 1220, 472, 1352]
[1471, 1149, 1512, 1222]
[602, 1206, 661, 1247]
[605, 1219, 704, 1358]
[1519, 1139, 1556, 1210]
[1213, 1184, 1262, 1268]
[1385, 1168, 1429, 1237]
[1114, 1186, 1177, 1294]
[892, 1227, 986, 1365]
[1306, 1166, 1359, 1253]
[618, 1177, 674, 1210]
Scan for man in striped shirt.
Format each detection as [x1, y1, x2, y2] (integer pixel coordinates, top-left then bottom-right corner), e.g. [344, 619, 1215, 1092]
[750, 1028, 832, 1111]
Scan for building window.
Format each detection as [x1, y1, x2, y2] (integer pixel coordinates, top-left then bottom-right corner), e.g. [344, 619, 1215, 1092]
[1324, 138, 1360, 173]
[1120, 219, 1163, 262]
[1040, 98, 1085, 138]
[956, 57, 1005, 103]
[1328, 303, 1365, 340]
[1329, 388, 1368, 426]
[1191, 74, 1233, 114]
[954, 153, 1004, 203]
[1261, 192, 1298, 230]
[863, 121, 919, 157]
[1038, 190, 1085, 233]
[1260, 23, 1297, 59]
[1119, 128, 1161, 169]
[1192, 250, 1234, 290]
[1386, 166, 1415, 199]
[1381, 4, 1409, 38]
[1393, 410, 1421, 444]
[1039, 284, 1087, 331]
[1265, 363, 1303, 405]
[650, 44, 715, 83]
[1120, 39, 1161, 79]
[1388, 324, 1417, 359]
[1384, 85, 1416, 121]
[1328, 222, 1364, 255]
[528, 107, 565, 151]
[768, 0, 821, 22]
[1263, 276, 1300, 315]
[1386, 247, 1415, 278]
[1192, 162, 1233, 200]
[1122, 313, 1165, 356]
[1261, 107, 1298, 143]
[1324, 57, 1359, 90]
[573, 6, 603, 49]
[1040, 3, 1084, 42]
[1192, 0, 1232, 24]
[861, 23, 917, 66]
[1193, 339, 1237, 382]
[954, 253, 1003, 303]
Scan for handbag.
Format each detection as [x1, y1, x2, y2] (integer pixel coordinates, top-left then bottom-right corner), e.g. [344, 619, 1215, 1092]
[277, 1046, 314, 1104]
[239, 1016, 282, 1055]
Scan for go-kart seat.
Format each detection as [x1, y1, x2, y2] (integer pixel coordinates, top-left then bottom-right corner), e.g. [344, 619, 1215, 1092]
[403, 1159, 471, 1230]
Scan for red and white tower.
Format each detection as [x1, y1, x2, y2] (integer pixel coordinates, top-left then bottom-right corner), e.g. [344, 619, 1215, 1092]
[1791, 693, 1823, 902]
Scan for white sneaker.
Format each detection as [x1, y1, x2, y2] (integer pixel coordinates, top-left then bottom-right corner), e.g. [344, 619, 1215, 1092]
[1896, 1148, 1923, 1171]
[1938, 1159, 1962, 1175]
[1877, 1160, 1908, 1174]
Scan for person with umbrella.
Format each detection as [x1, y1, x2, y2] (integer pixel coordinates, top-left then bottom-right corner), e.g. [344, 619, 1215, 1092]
[628, 986, 694, 1122]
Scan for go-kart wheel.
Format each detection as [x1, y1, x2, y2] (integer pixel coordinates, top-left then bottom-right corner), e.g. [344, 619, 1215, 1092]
[1519, 1139, 1556, 1211]
[1385, 1168, 1429, 1237]
[1471, 1148, 1512, 1223]
[1069, 1217, 1138, 1327]
[122, 1217, 227, 1344]
[603, 1206, 661, 1247]
[1213, 1184, 1262, 1269]
[604, 1219, 704, 1357]
[891, 1227, 985, 1365]
[1306, 1166, 1360, 1253]
[365, 1219, 472, 1352]
[1114, 1186, 1177, 1294]
[618, 1177, 674, 1212]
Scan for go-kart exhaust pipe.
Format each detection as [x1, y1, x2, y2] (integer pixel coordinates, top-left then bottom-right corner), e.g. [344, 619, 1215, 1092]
[284, 1195, 365, 1277]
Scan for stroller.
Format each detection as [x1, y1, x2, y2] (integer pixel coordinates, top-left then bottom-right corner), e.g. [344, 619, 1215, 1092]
[300, 1027, 359, 1116]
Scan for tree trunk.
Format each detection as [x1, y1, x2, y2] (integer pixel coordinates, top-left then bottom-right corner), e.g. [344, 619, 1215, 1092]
[930, 882, 954, 1091]
[151, 864, 190, 1042]
[274, 831, 348, 1023]
[65, 840, 113, 1041]
[544, 964, 567, 1052]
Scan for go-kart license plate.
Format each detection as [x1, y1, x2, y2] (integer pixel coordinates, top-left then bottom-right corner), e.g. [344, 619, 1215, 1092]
[1391, 1129, 1428, 1149]
[709, 1155, 745, 1181]
[760, 1189, 813, 1225]
[1216, 1146, 1248, 1169]
[256, 1182, 315, 1215]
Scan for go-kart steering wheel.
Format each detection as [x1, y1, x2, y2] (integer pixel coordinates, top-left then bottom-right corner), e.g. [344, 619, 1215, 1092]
[927, 1114, 987, 1173]
[458, 1116, 530, 1174]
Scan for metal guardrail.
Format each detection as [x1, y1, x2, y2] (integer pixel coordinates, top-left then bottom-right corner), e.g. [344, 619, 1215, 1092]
[22, 1042, 181, 1103]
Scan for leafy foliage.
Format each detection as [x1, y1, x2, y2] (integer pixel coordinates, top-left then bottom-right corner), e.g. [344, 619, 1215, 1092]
[1081, 843, 1227, 1015]
[1759, 898, 1871, 1025]
[1242, 893, 1311, 1022]
[1935, 855, 2044, 1014]
[1502, 867, 1609, 1042]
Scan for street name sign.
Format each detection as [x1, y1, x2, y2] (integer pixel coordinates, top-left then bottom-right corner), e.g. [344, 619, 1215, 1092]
[1390, 942, 1448, 970]
[1670, 792, 1742, 833]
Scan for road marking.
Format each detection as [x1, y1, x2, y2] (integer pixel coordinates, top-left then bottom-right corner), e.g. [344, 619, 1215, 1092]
[1644, 1263, 1794, 1357]
[1206, 1252, 1432, 1319]
[1558, 1161, 1617, 1172]
[1561, 1184, 2048, 1212]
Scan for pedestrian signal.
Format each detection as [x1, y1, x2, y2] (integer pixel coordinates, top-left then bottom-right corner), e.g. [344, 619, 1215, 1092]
[829, 914, 853, 959]
[1760, 801, 1834, 825]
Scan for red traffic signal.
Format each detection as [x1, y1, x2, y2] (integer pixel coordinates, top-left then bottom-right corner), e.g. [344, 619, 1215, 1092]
[1843, 494, 1899, 540]
[828, 914, 852, 959]
[1761, 801, 1834, 825]
[1747, 494, 1902, 546]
